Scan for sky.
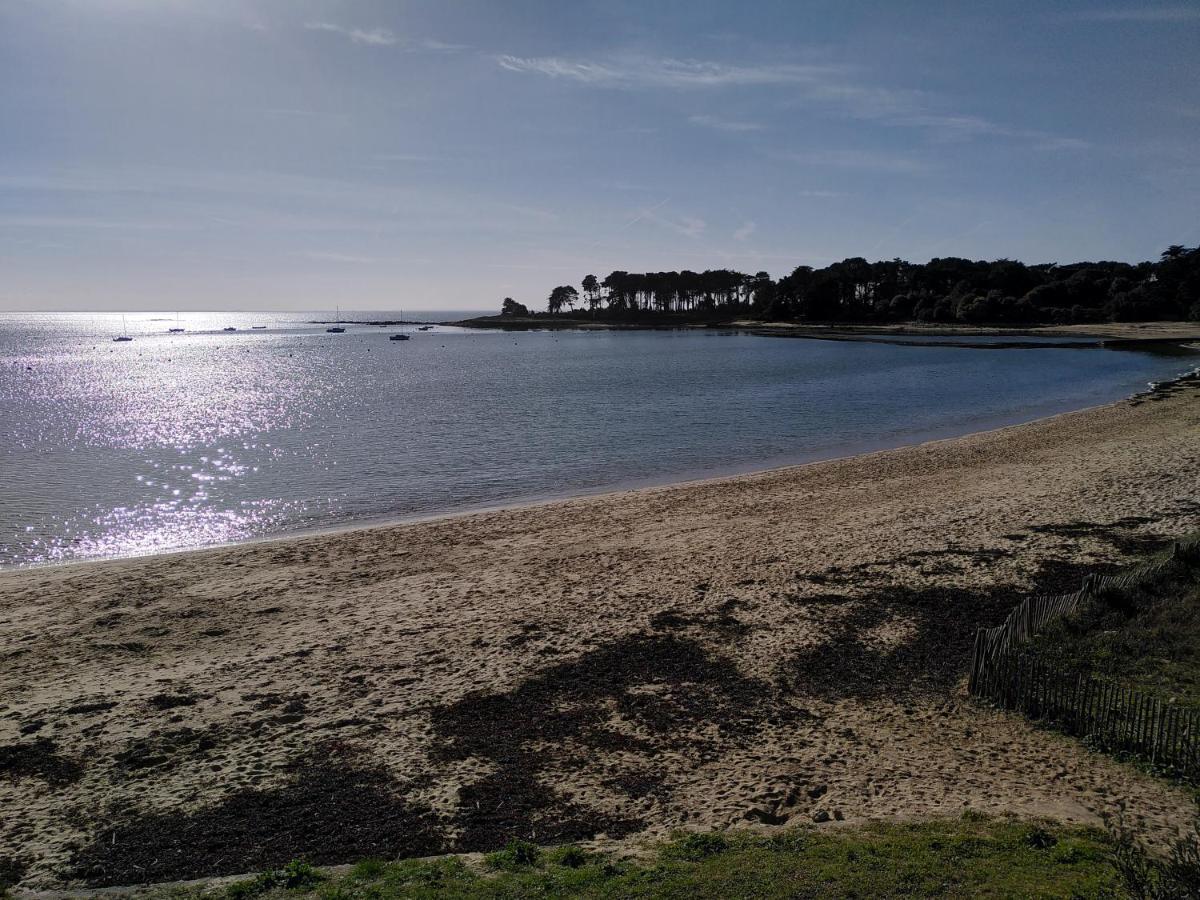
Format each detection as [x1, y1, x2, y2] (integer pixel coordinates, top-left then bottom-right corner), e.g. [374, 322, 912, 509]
[1, 1, 1198, 311]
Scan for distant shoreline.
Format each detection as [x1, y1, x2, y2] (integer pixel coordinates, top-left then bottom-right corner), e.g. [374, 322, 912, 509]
[449, 315, 1200, 347]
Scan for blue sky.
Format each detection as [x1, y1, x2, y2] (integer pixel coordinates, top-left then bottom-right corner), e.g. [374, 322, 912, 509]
[1, 1, 1198, 311]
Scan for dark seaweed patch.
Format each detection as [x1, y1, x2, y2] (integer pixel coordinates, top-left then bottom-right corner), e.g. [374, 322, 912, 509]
[605, 771, 666, 798]
[112, 726, 219, 775]
[432, 632, 800, 852]
[72, 752, 445, 887]
[0, 738, 83, 786]
[0, 856, 27, 891]
[147, 692, 197, 711]
[64, 699, 117, 716]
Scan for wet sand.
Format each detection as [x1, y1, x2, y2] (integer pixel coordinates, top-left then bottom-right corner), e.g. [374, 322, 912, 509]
[2, 382, 1200, 889]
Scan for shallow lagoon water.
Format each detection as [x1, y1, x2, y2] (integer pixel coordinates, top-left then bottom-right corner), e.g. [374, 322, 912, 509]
[0, 311, 1194, 567]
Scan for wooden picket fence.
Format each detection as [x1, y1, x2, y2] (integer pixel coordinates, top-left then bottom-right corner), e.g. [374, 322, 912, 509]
[972, 647, 1200, 777]
[967, 537, 1200, 775]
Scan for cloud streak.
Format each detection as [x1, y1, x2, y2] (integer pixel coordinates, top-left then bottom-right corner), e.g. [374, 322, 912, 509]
[305, 22, 397, 46]
[774, 149, 933, 175]
[496, 55, 847, 89]
[302, 24, 467, 51]
[689, 114, 765, 132]
[497, 54, 1086, 150]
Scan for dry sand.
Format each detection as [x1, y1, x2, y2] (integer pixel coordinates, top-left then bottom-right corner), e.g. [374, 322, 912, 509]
[2, 383, 1200, 889]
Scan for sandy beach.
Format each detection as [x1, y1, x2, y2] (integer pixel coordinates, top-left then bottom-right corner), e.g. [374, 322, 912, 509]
[3, 381, 1200, 889]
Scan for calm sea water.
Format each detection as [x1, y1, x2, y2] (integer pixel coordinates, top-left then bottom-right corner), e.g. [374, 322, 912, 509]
[0, 311, 1195, 568]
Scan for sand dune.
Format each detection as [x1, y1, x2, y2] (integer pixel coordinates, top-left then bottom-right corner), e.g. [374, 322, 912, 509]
[2, 383, 1200, 888]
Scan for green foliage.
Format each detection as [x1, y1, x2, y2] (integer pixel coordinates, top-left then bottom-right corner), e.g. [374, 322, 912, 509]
[1023, 824, 1058, 850]
[1029, 559, 1200, 711]
[225, 860, 324, 898]
[348, 859, 387, 881]
[206, 816, 1119, 898]
[1107, 808, 1200, 899]
[661, 831, 731, 861]
[483, 839, 541, 871]
[547, 845, 590, 868]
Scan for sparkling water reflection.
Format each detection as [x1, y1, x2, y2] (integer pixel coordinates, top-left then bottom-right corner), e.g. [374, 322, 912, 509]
[0, 312, 1194, 567]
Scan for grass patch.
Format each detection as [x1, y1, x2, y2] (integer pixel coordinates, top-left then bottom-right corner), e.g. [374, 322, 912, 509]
[225, 860, 324, 898]
[188, 815, 1119, 899]
[483, 840, 541, 871]
[1028, 551, 1200, 710]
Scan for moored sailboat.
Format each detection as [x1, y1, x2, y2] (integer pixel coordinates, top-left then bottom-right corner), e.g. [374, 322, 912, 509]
[326, 306, 346, 333]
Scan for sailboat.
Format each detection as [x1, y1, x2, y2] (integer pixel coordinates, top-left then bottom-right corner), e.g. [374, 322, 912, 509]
[326, 305, 346, 333]
[112, 315, 133, 342]
[390, 307, 410, 340]
[168, 312, 184, 333]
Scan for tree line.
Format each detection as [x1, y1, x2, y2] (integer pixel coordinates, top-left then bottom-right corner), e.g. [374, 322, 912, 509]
[500, 245, 1200, 325]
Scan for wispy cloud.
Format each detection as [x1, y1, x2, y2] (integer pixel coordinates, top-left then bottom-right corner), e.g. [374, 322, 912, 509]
[305, 22, 397, 46]
[774, 149, 933, 175]
[303, 23, 467, 52]
[1061, 7, 1200, 23]
[497, 53, 1086, 150]
[496, 55, 846, 89]
[883, 113, 1091, 149]
[689, 114, 765, 132]
[733, 221, 757, 241]
[614, 201, 705, 239]
[422, 38, 470, 52]
[651, 210, 706, 238]
[1033, 136, 1092, 151]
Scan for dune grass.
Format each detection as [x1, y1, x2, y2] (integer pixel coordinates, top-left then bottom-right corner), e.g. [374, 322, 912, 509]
[202, 815, 1118, 900]
[1029, 540, 1200, 710]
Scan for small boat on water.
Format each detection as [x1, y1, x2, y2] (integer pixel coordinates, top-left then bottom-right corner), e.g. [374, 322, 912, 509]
[113, 315, 133, 342]
[326, 306, 346, 333]
[251, 325, 267, 329]
[389, 333, 410, 341]
[167, 312, 184, 333]
[223, 326, 237, 332]
[418, 325, 433, 331]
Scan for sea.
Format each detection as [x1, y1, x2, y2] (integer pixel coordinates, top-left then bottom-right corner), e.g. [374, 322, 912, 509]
[1, 311, 1195, 568]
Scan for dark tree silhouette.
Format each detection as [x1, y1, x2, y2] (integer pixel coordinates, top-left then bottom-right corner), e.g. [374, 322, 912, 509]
[582, 274, 600, 314]
[500, 246, 1200, 326]
[547, 285, 579, 314]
